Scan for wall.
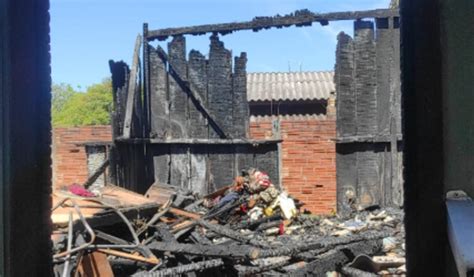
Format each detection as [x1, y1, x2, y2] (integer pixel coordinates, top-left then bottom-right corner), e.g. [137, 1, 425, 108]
[441, 1, 474, 197]
[1, 0, 52, 274]
[52, 126, 112, 189]
[250, 115, 337, 214]
[52, 117, 336, 214]
[335, 18, 402, 214]
[440, 2, 474, 276]
[400, 0, 445, 275]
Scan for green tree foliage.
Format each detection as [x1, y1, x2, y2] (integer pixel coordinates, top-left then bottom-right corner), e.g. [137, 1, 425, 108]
[389, 0, 399, 9]
[52, 79, 113, 127]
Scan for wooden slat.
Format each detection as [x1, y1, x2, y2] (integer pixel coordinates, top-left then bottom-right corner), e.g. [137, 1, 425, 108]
[232, 53, 249, 137]
[335, 33, 356, 137]
[207, 34, 233, 139]
[123, 35, 142, 139]
[188, 50, 208, 138]
[77, 252, 114, 277]
[375, 18, 392, 136]
[336, 144, 358, 214]
[354, 20, 377, 137]
[356, 147, 381, 209]
[148, 44, 171, 185]
[116, 138, 282, 145]
[167, 36, 190, 188]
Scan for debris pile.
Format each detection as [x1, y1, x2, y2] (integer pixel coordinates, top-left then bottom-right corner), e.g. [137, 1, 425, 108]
[52, 169, 405, 276]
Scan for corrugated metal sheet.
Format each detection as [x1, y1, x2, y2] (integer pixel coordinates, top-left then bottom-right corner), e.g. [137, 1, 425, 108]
[247, 71, 335, 102]
[250, 114, 328, 122]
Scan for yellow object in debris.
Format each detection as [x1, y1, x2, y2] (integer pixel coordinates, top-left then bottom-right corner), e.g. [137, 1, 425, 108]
[264, 207, 274, 216]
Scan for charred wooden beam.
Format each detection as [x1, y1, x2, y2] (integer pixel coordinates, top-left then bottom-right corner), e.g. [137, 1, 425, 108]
[147, 9, 399, 41]
[154, 223, 176, 242]
[133, 259, 224, 277]
[234, 214, 283, 230]
[83, 159, 109, 189]
[341, 266, 378, 277]
[148, 241, 260, 259]
[189, 231, 213, 245]
[116, 138, 282, 145]
[196, 219, 270, 248]
[234, 257, 291, 276]
[257, 231, 388, 259]
[286, 240, 382, 275]
[335, 134, 403, 143]
[123, 35, 142, 138]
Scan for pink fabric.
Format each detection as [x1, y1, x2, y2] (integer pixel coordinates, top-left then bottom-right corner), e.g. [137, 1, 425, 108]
[69, 184, 95, 197]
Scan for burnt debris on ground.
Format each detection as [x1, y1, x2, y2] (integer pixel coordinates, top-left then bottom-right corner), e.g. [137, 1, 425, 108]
[52, 169, 405, 276]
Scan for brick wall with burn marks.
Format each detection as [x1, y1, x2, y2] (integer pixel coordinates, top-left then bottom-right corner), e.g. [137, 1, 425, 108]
[52, 117, 336, 214]
[250, 115, 337, 214]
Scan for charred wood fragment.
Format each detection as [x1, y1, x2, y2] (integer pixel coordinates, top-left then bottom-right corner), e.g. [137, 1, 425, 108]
[197, 219, 270, 248]
[286, 239, 382, 275]
[133, 259, 224, 277]
[148, 241, 260, 260]
[146, 9, 399, 41]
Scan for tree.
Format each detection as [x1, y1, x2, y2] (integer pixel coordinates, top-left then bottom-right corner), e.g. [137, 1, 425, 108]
[389, 0, 399, 9]
[51, 83, 77, 115]
[52, 79, 113, 127]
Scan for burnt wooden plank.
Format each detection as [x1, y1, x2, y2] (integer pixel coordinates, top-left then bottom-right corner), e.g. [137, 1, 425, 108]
[207, 34, 233, 138]
[123, 35, 142, 139]
[375, 18, 391, 136]
[208, 146, 235, 190]
[207, 35, 234, 190]
[148, 241, 260, 260]
[188, 50, 208, 138]
[335, 32, 356, 137]
[354, 20, 377, 137]
[168, 36, 190, 189]
[336, 144, 358, 214]
[254, 144, 279, 187]
[146, 9, 399, 40]
[232, 53, 249, 138]
[389, 18, 402, 207]
[149, 44, 171, 184]
[392, 18, 401, 136]
[382, 145, 392, 206]
[234, 146, 255, 178]
[356, 146, 381, 209]
[187, 50, 208, 195]
[168, 36, 188, 139]
[189, 146, 208, 195]
[393, 147, 403, 206]
[109, 60, 130, 139]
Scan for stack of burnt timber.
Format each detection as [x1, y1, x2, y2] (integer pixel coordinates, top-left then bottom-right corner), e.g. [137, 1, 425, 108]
[52, 171, 405, 276]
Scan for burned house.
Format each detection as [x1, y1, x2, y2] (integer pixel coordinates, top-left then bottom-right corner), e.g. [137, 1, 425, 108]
[3, 0, 473, 276]
[108, 34, 280, 195]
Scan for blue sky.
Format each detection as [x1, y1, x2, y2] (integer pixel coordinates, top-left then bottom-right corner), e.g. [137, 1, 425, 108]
[51, 0, 390, 89]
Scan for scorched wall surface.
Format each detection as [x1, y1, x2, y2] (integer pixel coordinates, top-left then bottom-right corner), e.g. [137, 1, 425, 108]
[250, 115, 337, 214]
[52, 117, 336, 214]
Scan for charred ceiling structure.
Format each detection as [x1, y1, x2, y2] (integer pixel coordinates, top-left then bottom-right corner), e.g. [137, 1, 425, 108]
[335, 17, 402, 214]
[107, 8, 400, 200]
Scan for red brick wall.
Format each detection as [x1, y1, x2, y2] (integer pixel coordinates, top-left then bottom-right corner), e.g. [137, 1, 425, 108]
[250, 115, 337, 214]
[52, 126, 112, 189]
[52, 117, 337, 214]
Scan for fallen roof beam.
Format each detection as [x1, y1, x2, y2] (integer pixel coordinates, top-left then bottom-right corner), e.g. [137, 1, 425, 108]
[146, 9, 399, 41]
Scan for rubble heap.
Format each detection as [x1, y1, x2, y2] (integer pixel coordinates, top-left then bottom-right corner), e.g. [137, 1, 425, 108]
[52, 169, 405, 276]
